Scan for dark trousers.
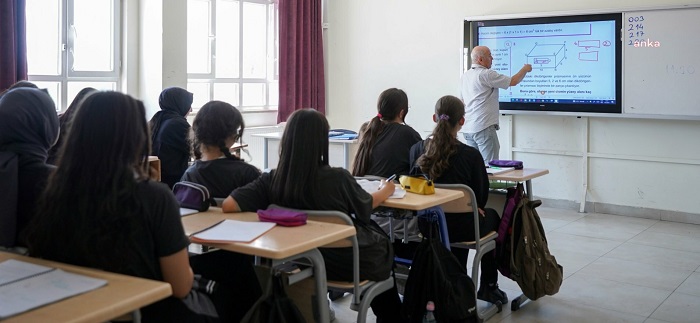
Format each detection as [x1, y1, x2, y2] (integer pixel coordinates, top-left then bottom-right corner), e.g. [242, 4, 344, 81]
[189, 251, 262, 322]
[445, 207, 501, 286]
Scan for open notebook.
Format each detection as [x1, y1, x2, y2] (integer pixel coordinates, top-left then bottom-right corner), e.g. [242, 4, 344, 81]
[190, 219, 276, 243]
[486, 167, 515, 175]
[356, 179, 406, 198]
[0, 259, 107, 319]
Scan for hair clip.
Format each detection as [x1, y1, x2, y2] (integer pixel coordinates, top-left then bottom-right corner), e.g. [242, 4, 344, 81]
[438, 114, 450, 121]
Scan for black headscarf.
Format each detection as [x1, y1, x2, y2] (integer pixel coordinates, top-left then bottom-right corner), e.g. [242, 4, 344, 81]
[0, 88, 59, 166]
[0, 88, 58, 247]
[149, 87, 193, 145]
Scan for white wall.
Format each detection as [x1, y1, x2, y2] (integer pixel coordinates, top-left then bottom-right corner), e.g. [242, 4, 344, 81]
[325, 0, 700, 221]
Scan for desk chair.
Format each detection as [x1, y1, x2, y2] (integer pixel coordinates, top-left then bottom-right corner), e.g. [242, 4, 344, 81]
[435, 183, 501, 320]
[269, 205, 394, 323]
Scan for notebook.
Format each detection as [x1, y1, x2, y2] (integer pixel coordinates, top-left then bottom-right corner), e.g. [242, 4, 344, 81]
[180, 207, 199, 216]
[356, 179, 406, 198]
[0, 259, 108, 319]
[486, 167, 515, 175]
[190, 219, 276, 243]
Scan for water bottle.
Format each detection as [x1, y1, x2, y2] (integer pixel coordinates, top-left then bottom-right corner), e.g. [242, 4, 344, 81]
[423, 301, 437, 323]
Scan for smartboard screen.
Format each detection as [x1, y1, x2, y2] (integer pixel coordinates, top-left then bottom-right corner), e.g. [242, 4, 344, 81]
[468, 13, 622, 114]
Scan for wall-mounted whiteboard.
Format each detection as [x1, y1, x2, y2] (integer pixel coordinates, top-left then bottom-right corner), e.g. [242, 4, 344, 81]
[623, 8, 700, 118]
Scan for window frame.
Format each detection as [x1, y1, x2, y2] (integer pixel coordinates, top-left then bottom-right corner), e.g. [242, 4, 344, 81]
[187, 0, 279, 112]
[26, 0, 121, 111]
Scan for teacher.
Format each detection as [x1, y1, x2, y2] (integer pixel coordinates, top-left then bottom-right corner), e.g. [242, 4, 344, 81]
[460, 46, 532, 164]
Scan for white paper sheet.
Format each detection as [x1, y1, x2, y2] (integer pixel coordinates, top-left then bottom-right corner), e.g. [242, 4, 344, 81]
[191, 219, 276, 243]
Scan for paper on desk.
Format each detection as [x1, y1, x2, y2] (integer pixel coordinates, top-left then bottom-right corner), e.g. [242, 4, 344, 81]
[0, 259, 107, 319]
[191, 219, 276, 243]
[486, 167, 515, 175]
[356, 179, 406, 199]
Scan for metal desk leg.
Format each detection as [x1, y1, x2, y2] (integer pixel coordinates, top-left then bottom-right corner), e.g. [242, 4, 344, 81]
[526, 179, 533, 199]
[343, 143, 350, 170]
[272, 248, 329, 323]
[262, 138, 269, 170]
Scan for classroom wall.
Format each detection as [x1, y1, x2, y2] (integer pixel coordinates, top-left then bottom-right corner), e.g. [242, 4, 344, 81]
[325, 0, 700, 222]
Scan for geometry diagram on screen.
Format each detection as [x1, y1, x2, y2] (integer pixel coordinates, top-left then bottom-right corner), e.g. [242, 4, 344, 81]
[578, 51, 599, 61]
[574, 40, 600, 50]
[526, 44, 565, 69]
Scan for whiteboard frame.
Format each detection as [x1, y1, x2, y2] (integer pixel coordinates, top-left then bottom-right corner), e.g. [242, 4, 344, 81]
[462, 4, 700, 121]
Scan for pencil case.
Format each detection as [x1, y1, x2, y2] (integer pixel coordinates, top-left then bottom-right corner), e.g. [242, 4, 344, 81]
[399, 175, 435, 195]
[257, 208, 308, 227]
[488, 160, 523, 169]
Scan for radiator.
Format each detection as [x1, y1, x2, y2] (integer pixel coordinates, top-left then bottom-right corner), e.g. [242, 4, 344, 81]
[240, 125, 283, 170]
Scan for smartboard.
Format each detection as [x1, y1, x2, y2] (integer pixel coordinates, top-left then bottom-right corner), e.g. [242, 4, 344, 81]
[465, 6, 700, 120]
[623, 8, 700, 118]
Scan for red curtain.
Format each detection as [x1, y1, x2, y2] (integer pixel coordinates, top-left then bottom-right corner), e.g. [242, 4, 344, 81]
[0, 0, 28, 92]
[277, 0, 325, 123]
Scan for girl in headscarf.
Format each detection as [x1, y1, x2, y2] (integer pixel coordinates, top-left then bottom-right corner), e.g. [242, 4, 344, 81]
[0, 88, 59, 249]
[47, 87, 97, 165]
[148, 87, 194, 188]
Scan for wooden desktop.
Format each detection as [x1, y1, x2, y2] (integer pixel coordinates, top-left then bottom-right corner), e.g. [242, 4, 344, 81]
[1, 252, 171, 323]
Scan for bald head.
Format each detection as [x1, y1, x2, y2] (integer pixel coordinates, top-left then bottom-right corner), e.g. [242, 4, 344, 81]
[471, 46, 493, 68]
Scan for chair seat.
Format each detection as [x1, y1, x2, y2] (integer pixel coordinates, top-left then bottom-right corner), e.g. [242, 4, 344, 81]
[328, 279, 370, 289]
[451, 230, 498, 248]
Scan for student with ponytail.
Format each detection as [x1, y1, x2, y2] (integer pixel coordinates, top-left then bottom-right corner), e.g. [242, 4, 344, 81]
[352, 88, 421, 178]
[409, 95, 508, 306]
[181, 101, 260, 198]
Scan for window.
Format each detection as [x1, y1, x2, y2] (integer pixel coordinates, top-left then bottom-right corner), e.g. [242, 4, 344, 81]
[187, 0, 278, 111]
[25, 0, 120, 111]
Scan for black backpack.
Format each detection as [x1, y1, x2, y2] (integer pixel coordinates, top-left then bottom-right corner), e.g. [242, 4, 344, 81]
[403, 217, 477, 323]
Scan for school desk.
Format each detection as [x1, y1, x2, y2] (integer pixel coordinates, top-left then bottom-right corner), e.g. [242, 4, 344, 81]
[181, 209, 356, 323]
[252, 132, 358, 169]
[489, 168, 549, 199]
[147, 156, 160, 181]
[0, 251, 171, 323]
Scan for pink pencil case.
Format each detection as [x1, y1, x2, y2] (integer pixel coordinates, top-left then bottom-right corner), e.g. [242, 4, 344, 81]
[257, 209, 308, 227]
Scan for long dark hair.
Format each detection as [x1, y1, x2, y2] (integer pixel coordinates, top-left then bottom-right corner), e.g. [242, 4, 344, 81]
[48, 87, 97, 164]
[417, 95, 465, 179]
[191, 100, 245, 160]
[271, 109, 329, 207]
[27, 91, 151, 272]
[352, 88, 408, 176]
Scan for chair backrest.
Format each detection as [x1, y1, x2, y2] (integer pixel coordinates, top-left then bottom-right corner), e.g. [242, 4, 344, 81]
[267, 204, 354, 248]
[265, 204, 363, 305]
[436, 184, 476, 214]
[434, 183, 482, 245]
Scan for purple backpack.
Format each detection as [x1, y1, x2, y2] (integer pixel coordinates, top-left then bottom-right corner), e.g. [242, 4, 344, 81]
[173, 181, 212, 212]
[495, 183, 524, 278]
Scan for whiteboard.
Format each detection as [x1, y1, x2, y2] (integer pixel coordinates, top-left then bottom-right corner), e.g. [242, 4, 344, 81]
[623, 8, 700, 118]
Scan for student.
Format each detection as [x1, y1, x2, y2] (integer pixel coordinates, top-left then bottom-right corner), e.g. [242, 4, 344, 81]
[47, 87, 97, 165]
[181, 101, 260, 198]
[222, 109, 404, 323]
[352, 88, 421, 177]
[0, 80, 39, 98]
[149, 87, 194, 188]
[0, 88, 58, 249]
[408, 95, 508, 306]
[26, 91, 261, 322]
[351, 88, 422, 258]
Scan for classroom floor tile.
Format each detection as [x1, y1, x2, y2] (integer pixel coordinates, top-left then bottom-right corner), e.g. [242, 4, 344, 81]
[329, 208, 700, 322]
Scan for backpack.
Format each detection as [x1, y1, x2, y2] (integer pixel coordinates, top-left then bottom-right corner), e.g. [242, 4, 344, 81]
[403, 217, 477, 323]
[240, 273, 306, 323]
[510, 196, 563, 300]
[172, 181, 212, 212]
[495, 183, 525, 278]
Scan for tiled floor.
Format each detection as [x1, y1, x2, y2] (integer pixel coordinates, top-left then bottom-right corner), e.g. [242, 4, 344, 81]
[331, 207, 700, 322]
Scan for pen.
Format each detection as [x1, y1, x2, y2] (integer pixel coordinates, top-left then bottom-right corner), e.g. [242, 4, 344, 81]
[378, 174, 397, 190]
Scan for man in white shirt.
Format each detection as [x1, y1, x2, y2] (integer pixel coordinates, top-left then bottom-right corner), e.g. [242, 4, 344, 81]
[460, 46, 532, 164]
